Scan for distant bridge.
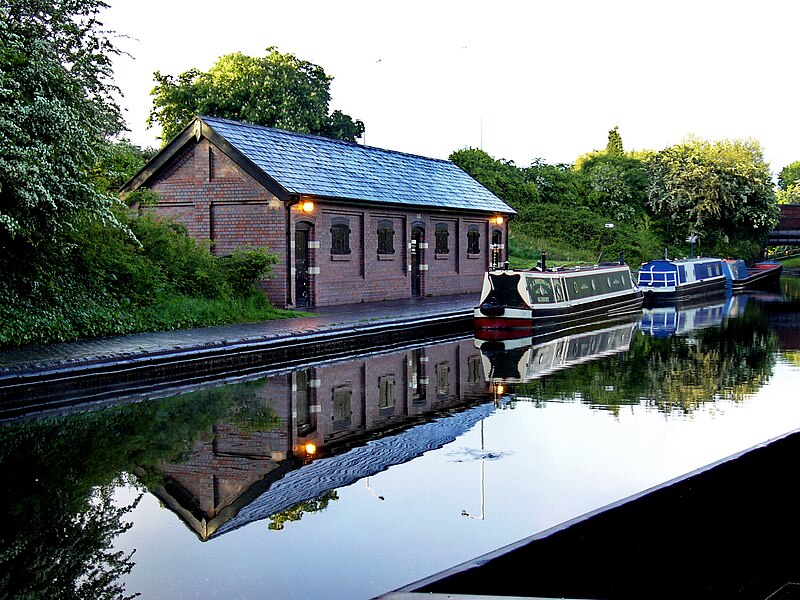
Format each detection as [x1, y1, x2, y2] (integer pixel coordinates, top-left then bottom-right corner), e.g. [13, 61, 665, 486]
[768, 204, 800, 245]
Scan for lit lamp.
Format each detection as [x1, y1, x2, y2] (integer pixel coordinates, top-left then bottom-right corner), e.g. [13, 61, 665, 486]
[494, 215, 504, 225]
[301, 200, 315, 213]
[304, 442, 317, 456]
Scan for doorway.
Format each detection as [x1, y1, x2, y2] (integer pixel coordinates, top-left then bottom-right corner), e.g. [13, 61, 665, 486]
[295, 223, 312, 307]
[411, 226, 425, 297]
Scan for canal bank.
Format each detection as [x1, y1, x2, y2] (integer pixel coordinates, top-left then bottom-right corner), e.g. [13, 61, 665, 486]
[0, 294, 475, 420]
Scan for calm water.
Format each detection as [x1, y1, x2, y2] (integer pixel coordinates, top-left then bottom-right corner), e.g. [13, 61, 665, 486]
[2, 279, 800, 600]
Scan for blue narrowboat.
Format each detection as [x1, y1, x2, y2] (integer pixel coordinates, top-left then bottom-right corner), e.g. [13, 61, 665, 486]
[636, 257, 727, 304]
[721, 259, 783, 291]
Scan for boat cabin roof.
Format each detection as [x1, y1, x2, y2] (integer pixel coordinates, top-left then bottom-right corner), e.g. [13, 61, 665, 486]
[497, 263, 630, 277]
[640, 257, 722, 271]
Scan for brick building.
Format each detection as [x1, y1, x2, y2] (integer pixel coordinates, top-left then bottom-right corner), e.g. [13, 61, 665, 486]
[120, 116, 515, 308]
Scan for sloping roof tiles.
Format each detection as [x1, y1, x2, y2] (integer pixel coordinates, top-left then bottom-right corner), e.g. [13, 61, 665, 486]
[201, 115, 515, 214]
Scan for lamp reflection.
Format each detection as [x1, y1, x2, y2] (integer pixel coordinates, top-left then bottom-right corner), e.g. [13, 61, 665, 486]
[365, 477, 385, 501]
[461, 419, 486, 520]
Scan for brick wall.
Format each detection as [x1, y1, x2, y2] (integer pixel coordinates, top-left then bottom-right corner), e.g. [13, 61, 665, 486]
[149, 138, 288, 304]
[290, 206, 508, 307]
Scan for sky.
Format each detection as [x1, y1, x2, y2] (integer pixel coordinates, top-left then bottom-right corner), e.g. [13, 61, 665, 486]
[101, 0, 799, 174]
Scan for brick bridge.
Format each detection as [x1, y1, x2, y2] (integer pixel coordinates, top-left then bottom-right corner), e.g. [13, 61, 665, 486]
[768, 204, 800, 245]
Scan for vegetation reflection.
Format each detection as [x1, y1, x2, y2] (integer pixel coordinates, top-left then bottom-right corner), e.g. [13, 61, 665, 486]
[0, 382, 280, 599]
[510, 306, 777, 415]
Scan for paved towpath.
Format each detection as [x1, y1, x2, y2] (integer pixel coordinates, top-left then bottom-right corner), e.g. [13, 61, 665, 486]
[0, 294, 477, 373]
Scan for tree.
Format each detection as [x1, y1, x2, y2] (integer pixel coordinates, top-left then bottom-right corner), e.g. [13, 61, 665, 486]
[450, 148, 539, 208]
[606, 125, 624, 156]
[646, 137, 779, 258]
[0, 0, 125, 263]
[149, 48, 365, 144]
[777, 160, 800, 205]
[778, 160, 800, 191]
[577, 153, 649, 223]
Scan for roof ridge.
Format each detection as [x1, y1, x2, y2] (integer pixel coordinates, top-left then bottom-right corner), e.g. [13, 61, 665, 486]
[199, 114, 455, 165]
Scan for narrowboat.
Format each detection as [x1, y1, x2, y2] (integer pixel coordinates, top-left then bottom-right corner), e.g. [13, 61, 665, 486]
[636, 257, 726, 304]
[721, 259, 782, 291]
[473, 260, 643, 338]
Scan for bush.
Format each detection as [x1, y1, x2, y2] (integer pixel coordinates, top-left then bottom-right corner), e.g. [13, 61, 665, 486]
[511, 203, 663, 267]
[0, 211, 289, 349]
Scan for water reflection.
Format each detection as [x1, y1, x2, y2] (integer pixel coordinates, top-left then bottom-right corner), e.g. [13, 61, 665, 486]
[0, 283, 799, 599]
[477, 292, 779, 415]
[639, 293, 746, 338]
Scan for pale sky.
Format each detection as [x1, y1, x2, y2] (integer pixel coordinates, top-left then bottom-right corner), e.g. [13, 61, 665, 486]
[102, 0, 799, 175]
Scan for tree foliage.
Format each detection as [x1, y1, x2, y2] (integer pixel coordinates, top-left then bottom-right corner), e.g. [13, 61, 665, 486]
[778, 160, 800, 191]
[0, 0, 125, 257]
[450, 148, 540, 208]
[577, 153, 649, 223]
[606, 125, 624, 156]
[149, 48, 365, 144]
[646, 137, 779, 256]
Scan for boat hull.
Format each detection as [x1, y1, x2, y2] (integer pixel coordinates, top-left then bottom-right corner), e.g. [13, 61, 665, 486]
[474, 291, 644, 340]
[640, 277, 727, 305]
[729, 263, 783, 291]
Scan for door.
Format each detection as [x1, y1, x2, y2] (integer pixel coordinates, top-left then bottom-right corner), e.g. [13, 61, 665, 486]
[411, 226, 424, 297]
[295, 225, 311, 307]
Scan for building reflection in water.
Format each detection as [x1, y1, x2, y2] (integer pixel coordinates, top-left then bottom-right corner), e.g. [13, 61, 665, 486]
[150, 338, 493, 540]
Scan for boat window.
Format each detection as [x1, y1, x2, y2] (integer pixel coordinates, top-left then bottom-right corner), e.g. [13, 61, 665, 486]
[569, 275, 600, 299]
[553, 279, 565, 303]
[527, 278, 555, 304]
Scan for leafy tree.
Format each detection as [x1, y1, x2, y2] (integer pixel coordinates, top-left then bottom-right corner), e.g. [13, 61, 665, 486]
[450, 148, 539, 208]
[646, 137, 779, 258]
[606, 125, 624, 156]
[0, 0, 125, 267]
[577, 153, 649, 223]
[777, 160, 800, 204]
[778, 160, 800, 191]
[149, 48, 365, 144]
[526, 159, 586, 206]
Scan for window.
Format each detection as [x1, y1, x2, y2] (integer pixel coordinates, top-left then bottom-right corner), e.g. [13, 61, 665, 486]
[331, 218, 351, 255]
[378, 375, 396, 410]
[332, 386, 352, 426]
[467, 356, 482, 384]
[436, 362, 450, 398]
[435, 223, 449, 254]
[377, 220, 395, 255]
[467, 226, 480, 254]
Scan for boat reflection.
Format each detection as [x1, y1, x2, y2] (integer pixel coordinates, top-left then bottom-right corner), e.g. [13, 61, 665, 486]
[475, 318, 637, 385]
[638, 293, 748, 338]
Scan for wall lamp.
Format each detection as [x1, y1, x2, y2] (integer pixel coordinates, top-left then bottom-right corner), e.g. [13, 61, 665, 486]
[494, 215, 504, 225]
[301, 200, 315, 212]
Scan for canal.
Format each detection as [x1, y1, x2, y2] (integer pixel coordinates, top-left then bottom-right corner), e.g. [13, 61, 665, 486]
[1, 279, 799, 599]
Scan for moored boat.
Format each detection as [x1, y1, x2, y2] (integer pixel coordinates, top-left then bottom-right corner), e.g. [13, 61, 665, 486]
[636, 257, 726, 304]
[721, 259, 782, 291]
[473, 260, 643, 338]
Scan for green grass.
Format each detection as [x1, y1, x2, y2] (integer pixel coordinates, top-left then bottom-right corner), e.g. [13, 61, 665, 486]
[780, 256, 800, 269]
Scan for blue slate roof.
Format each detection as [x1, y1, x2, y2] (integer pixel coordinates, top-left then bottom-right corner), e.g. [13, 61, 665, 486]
[201, 116, 515, 214]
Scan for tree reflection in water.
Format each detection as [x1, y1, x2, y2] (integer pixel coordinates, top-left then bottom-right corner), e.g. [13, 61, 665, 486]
[511, 303, 778, 415]
[0, 383, 280, 599]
